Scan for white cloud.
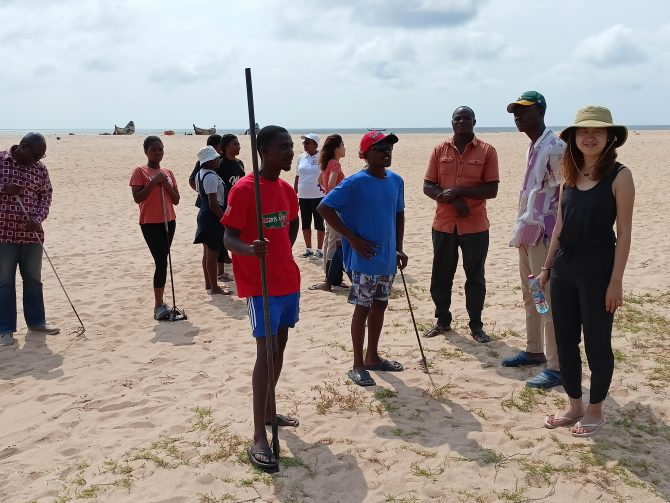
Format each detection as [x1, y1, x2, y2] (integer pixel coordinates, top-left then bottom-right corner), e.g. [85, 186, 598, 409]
[576, 24, 646, 67]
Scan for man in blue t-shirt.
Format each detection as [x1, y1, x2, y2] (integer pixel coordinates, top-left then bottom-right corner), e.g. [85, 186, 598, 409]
[318, 131, 408, 387]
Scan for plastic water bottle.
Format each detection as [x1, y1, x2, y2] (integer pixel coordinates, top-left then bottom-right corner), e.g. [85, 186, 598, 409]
[528, 274, 549, 314]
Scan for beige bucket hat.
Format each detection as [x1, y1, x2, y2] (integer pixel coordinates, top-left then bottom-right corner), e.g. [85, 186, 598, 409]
[560, 106, 627, 148]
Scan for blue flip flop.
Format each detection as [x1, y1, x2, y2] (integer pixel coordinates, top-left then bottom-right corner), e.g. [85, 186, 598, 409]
[502, 351, 547, 367]
[526, 369, 562, 389]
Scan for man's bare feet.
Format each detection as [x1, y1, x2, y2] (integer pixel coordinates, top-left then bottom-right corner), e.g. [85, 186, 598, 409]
[210, 286, 232, 295]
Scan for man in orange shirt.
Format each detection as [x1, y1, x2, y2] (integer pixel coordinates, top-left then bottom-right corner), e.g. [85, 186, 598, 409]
[423, 106, 499, 343]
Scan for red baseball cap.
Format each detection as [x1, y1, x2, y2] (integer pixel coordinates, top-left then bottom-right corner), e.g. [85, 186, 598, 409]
[359, 130, 398, 157]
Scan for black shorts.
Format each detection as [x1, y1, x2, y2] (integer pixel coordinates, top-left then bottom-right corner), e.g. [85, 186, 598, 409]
[194, 209, 224, 251]
[299, 197, 324, 231]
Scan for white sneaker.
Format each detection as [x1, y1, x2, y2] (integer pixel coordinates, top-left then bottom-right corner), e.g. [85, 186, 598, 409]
[0, 333, 16, 346]
[154, 303, 171, 321]
[315, 249, 324, 259]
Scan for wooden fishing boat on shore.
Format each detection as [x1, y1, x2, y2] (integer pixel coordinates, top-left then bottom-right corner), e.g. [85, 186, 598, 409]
[164, 130, 175, 136]
[244, 123, 260, 135]
[193, 124, 216, 135]
[113, 121, 135, 135]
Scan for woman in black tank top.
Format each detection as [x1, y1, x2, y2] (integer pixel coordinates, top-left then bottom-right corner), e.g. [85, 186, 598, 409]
[538, 106, 635, 437]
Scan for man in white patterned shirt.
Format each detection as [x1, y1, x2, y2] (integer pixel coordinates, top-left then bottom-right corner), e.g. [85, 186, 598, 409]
[503, 92, 565, 389]
[0, 133, 59, 346]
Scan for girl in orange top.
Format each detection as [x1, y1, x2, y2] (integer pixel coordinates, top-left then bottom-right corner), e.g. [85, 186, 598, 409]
[129, 136, 180, 320]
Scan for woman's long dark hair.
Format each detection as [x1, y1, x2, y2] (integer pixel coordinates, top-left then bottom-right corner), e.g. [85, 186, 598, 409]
[319, 134, 343, 171]
[561, 129, 618, 186]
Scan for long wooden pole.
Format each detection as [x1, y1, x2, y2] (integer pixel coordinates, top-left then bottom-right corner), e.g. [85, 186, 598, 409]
[244, 68, 279, 460]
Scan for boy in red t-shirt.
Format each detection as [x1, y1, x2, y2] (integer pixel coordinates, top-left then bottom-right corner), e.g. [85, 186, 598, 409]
[222, 125, 300, 472]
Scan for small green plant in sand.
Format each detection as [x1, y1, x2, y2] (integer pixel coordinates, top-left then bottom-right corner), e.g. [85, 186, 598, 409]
[470, 407, 489, 421]
[374, 388, 397, 400]
[479, 448, 509, 467]
[650, 357, 670, 383]
[191, 406, 214, 431]
[499, 328, 522, 339]
[613, 349, 629, 364]
[410, 461, 444, 480]
[279, 455, 313, 474]
[416, 322, 433, 333]
[311, 381, 368, 414]
[239, 472, 273, 487]
[128, 436, 192, 468]
[400, 444, 437, 459]
[200, 424, 246, 463]
[384, 492, 421, 502]
[198, 493, 235, 503]
[517, 457, 577, 486]
[391, 427, 425, 439]
[457, 489, 487, 503]
[614, 294, 669, 334]
[551, 395, 568, 409]
[423, 383, 455, 402]
[326, 341, 349, 352]
[372, 387, 401, 415]
[437, 347, 465, 360]
[501, 386, 547, 413]
[494, 488, 526, 503]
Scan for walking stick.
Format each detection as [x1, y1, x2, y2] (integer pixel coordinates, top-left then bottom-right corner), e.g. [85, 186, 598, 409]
[16, 197, 86, 336]
[160, 187, 186, 321]
[398, 266, 435, 388]
[245, 67, 279, 460]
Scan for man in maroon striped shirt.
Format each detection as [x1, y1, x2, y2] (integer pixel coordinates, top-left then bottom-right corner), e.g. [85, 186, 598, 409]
[0, 132, 59, 346]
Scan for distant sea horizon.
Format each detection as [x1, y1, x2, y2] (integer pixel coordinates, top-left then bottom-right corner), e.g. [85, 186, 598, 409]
[0, 125, 669, 136]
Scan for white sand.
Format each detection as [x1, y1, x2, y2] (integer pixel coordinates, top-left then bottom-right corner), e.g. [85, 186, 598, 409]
[0, 131, 668, 502]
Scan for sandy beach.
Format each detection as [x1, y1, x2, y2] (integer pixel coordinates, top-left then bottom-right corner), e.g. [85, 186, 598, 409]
[0, 130, 668, 503]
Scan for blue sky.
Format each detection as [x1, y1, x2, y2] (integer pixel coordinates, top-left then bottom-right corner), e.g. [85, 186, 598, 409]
[1, 0, 668, 129]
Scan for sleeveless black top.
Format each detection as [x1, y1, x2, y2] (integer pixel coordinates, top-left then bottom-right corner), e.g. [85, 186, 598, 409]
[558, 163, 625, 255]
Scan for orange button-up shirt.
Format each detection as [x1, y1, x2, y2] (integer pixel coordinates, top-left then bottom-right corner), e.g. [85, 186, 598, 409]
[424, 136, 499, 234]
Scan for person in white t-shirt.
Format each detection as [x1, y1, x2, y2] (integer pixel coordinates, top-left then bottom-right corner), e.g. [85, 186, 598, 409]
[293, 133, 325, 258]
[193, 146, 231, 295]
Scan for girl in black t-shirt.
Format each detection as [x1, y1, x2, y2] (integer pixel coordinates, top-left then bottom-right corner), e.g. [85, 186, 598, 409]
[217, 134, 245, 269]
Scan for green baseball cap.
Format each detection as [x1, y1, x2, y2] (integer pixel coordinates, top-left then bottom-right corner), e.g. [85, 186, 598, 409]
[507, 91, 547, 113]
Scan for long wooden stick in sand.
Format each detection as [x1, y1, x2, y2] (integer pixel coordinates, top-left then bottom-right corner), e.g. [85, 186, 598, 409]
[244, 67, 279, 460]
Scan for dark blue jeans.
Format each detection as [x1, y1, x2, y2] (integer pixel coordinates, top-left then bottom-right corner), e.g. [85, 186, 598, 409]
[0, 243, 46, 334]
[326, 245, 344, 286]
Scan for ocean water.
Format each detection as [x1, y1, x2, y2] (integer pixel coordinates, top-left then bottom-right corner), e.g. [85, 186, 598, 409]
[0, 125, 668, 136]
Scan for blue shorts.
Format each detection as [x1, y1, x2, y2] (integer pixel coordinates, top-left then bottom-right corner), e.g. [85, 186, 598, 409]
[247, 292, 300, 337]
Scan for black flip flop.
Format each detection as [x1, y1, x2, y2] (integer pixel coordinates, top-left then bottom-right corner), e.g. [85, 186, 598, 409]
[347, 368, 376, 387]
[471, 329, 491, 344]
[365, 359, 404, 372]
[265, 414, 300, 427]
[423, 325, 451, 338]
[247, 447, 278, 473]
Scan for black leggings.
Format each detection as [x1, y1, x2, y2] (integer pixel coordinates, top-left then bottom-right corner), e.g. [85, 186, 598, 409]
[550, 249, 615, 404]
[141, 221, 176, 288]
[299, 197, 325, 231]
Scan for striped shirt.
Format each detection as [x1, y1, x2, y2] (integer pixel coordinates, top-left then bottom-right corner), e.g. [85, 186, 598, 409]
[0, 148, 53, 244]
[509, 129, 565, 247]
